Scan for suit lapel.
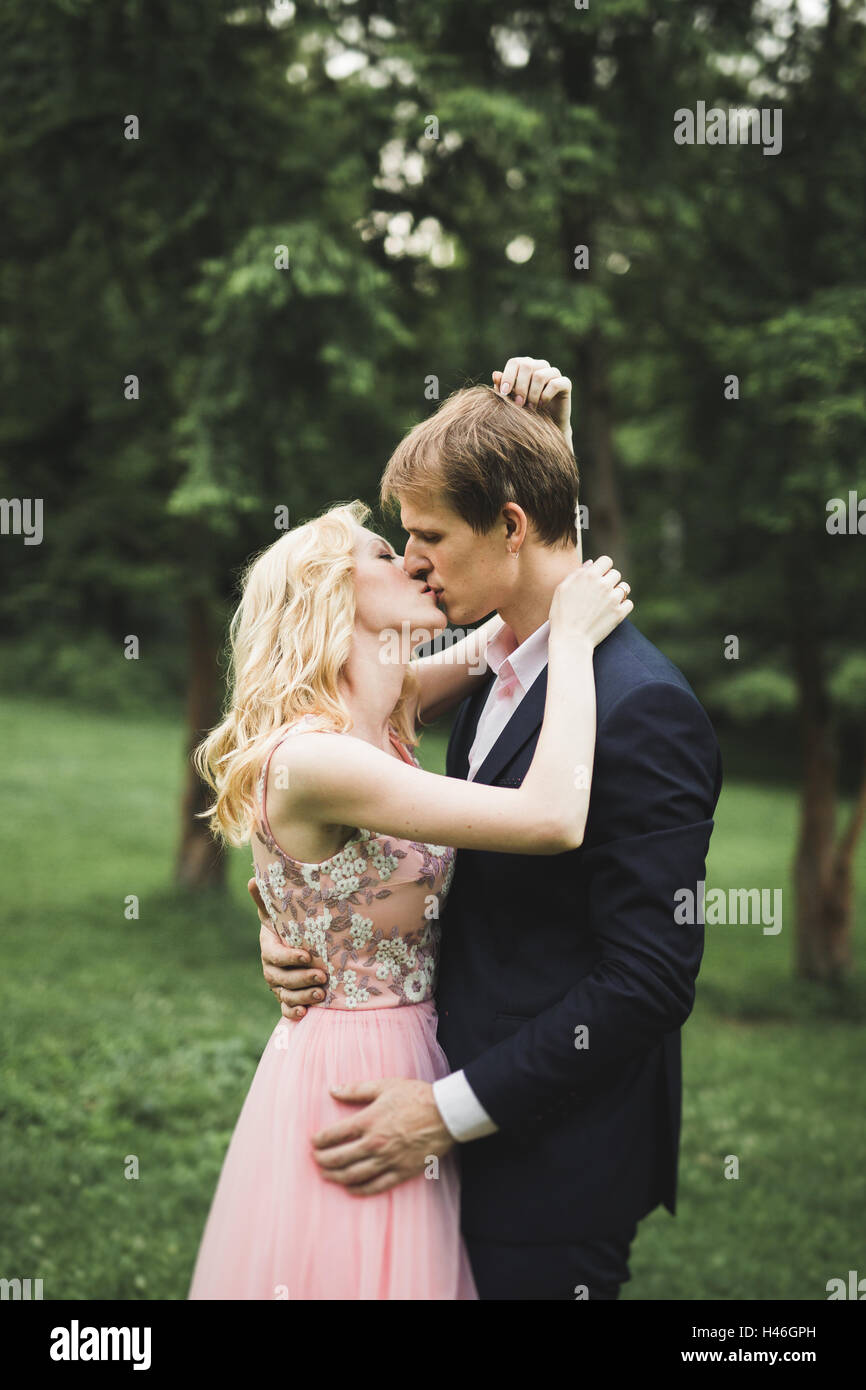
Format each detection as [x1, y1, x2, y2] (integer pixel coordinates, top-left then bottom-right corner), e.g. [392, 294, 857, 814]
[447, 670, 495, 781]
[446, 621, 632, 786]
[473, 664, 549, 786]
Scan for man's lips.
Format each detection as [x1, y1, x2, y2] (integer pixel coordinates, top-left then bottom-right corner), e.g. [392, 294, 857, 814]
[420, 584, 443, 601]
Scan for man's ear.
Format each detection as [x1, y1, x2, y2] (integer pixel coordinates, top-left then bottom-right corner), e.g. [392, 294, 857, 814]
[502, 502, 529, 550]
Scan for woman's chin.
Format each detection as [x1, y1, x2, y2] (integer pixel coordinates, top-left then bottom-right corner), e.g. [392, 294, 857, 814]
[411, 604, 448, 638]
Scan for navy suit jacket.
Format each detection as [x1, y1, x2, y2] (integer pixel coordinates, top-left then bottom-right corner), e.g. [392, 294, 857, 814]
[435, 618, 722, 1244]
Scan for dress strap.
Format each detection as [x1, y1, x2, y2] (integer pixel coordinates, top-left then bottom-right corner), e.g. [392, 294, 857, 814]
[387, 726, 417, 766]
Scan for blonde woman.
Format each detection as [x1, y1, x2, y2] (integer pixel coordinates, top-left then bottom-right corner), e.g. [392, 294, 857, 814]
[186, 498, 632, 1300]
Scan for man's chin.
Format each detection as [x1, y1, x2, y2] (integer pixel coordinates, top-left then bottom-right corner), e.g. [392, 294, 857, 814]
[437, 599, 455, 624]
[443, 601, 492, 627]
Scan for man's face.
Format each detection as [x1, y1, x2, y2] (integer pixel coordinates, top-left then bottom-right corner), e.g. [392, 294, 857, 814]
[400, 492, 515, 626]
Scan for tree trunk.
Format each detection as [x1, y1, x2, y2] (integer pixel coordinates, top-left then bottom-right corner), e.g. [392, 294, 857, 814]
[825, 756, 866, 973]
[791, 635, 855, 982]
[176, 593, 226, 889]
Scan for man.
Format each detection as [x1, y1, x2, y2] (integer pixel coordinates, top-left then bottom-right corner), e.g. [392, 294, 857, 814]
[252, 356, 722, 1300]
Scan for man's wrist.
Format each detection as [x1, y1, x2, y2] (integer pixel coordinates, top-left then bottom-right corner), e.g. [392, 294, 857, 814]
[432, 1070, 499, 1142]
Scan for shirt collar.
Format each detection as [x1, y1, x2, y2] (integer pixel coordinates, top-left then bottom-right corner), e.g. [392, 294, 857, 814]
[487, 619, 550, 694]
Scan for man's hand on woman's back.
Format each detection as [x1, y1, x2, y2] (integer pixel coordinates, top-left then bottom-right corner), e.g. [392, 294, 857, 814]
[249, 879, 328, 1020]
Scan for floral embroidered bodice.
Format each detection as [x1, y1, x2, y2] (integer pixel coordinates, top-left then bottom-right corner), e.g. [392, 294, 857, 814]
[252, 715, 455, 1009]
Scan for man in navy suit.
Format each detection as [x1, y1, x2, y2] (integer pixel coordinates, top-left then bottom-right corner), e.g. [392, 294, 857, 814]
[256, 357, 722, 1300]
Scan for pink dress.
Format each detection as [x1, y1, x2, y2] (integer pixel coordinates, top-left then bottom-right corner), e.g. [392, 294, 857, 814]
[188, 716, 479, 1300]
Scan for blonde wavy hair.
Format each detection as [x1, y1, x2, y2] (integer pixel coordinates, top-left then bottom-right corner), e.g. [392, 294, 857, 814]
[195, 499, 419, 847]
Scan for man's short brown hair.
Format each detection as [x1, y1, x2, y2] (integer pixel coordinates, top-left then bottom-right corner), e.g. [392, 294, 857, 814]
[380, 385, 579, 547]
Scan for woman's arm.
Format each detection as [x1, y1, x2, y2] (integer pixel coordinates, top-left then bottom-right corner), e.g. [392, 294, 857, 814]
[270, 558, 631, 857]
[410, 613, 505, 727]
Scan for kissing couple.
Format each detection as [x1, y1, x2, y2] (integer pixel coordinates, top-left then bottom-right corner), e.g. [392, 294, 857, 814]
[188, 355, 722, 1301]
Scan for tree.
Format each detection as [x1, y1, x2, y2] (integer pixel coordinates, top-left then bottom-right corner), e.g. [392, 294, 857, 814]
[0, 0, 421, 885]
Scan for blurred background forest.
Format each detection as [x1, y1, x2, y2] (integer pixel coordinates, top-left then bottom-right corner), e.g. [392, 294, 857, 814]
[1, 0, 864, 1300]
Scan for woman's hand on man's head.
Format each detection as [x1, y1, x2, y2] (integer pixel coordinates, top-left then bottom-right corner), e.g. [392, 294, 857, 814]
[492, 356, 573, 449]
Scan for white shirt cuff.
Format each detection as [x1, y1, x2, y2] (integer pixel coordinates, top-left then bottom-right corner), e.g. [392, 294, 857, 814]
[433, 1069, 499, 1142]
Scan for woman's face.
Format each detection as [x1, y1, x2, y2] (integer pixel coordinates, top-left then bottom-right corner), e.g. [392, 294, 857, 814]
[352, 525, 448, 651]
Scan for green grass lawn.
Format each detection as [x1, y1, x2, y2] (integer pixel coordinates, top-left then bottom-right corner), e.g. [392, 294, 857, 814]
[1, 697, 863, 1300]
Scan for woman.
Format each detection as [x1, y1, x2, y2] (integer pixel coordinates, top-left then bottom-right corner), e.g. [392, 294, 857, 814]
[187, 498, 632, 1300]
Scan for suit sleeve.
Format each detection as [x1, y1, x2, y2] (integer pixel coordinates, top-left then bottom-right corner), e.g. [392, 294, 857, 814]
[461, 679, 721, 1134]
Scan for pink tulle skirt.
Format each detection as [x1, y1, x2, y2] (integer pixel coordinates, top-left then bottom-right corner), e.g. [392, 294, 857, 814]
[187, 1001, 478, 1300]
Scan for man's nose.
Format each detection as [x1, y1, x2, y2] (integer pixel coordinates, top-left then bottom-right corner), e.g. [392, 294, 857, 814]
[403, 543, 428, 579]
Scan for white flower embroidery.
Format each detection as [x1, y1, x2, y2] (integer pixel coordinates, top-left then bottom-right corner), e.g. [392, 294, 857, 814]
[332, 872, 361, 898]
[332, 841, 366, 873]
[301, 864, 321, 890]
[374, 938, 416, 981]
[349, 913, 373, 950]
[342, 969, 370, 1009]
[255, 873, 278, 921]
[267, 860, 287, 894]
[303, 908, 331, 957]
[371, 851, 399, 881]
[282, 920, 302, 947]
[403, 969, 429, 1003]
